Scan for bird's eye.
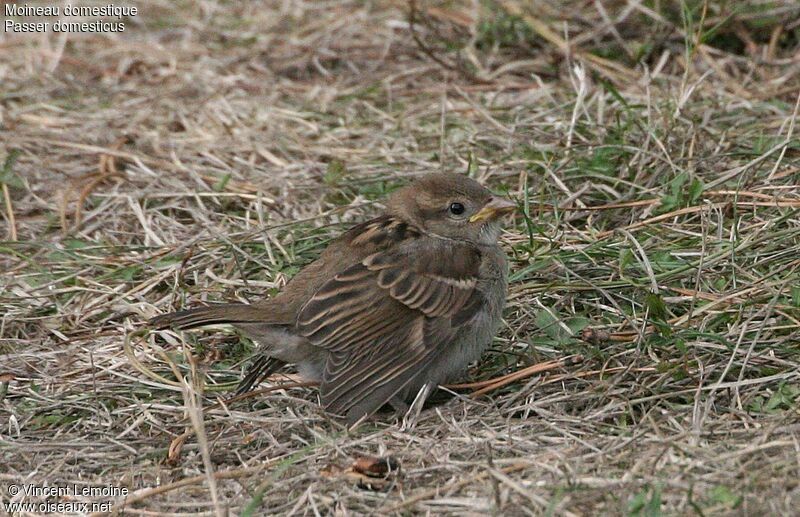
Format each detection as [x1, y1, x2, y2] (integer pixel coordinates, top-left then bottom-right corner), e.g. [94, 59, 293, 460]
[449, 202, 465, 215]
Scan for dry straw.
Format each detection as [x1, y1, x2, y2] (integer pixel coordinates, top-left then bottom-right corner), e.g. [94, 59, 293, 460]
[2, 0, 799, 514]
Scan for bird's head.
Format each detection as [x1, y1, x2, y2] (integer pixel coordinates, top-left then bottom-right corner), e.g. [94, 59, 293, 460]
[386, 173, 515, 245]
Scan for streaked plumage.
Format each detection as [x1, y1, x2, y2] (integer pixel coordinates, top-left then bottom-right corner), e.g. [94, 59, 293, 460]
[150, 173, 514, 423]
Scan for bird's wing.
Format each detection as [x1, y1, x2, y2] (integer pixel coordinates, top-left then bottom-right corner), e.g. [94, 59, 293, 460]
[296, 236, 482, 422]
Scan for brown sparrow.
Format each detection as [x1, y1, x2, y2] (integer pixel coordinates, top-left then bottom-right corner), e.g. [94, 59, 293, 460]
[151, 173, 515, 423]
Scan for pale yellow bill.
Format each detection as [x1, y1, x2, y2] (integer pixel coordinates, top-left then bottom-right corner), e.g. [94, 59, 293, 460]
[469, 197, 517, 223]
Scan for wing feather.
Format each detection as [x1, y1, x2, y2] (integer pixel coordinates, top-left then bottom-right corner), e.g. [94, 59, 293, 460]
[296, 224, 485, 422]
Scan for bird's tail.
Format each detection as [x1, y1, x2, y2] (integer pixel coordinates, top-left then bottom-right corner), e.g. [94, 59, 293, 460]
[149, 303, 269, 330]
[149, 303, 291, 393]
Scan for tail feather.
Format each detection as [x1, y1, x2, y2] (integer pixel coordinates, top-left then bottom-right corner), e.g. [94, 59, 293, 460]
[150, 303, 290, 395]
[149, 303, 267, 330]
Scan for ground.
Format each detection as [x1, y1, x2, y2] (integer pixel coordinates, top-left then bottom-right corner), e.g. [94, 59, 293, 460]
[1, 1, 800, 515]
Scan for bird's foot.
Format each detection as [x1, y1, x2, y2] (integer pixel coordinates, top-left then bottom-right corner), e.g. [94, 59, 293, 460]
[400, 383, 433, 430]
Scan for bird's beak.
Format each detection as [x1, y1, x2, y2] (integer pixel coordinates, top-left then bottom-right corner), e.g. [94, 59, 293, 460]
[469, 197, 516, 223]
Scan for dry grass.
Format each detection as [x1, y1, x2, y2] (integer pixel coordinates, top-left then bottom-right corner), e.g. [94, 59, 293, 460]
[2, 0, 800, 515]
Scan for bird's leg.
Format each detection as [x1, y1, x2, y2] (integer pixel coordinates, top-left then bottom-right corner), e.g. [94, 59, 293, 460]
[388, 396, 410, 415]
[400, 382, 434, 430]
